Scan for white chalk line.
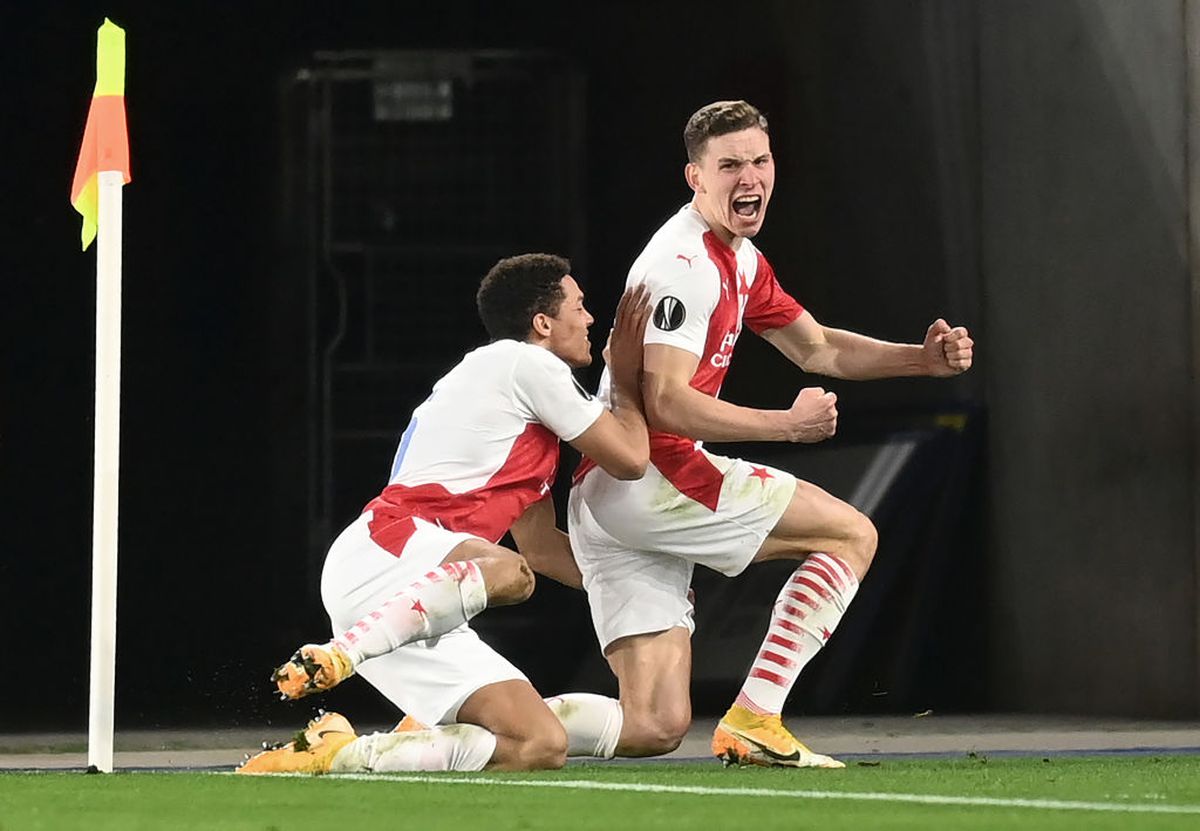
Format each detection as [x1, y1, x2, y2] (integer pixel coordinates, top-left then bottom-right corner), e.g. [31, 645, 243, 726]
[220, 771, 1200, 815]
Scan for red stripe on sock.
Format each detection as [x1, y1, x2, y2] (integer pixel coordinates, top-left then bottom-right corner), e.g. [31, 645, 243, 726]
[782, 603, 809, 620]
[734, 692, 770, 715]
[802, 561, 843, 592]
[767, 633, 799, 652]
[759, 650, 796, 669]
[815, 553, 855, 584]
[794, 576, 834, 603]
[775, 617, 804, 635]
[750, 667, 789, 687]
[785, 591, 820, 611]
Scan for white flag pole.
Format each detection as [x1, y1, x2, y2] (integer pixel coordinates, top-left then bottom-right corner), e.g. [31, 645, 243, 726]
[88, 169, 125, 773]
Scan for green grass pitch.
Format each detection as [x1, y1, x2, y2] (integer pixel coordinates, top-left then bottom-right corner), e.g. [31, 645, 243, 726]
[2, 756, 1199, 830]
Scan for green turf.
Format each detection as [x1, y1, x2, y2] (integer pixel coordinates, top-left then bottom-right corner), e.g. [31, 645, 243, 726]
[2, 757, 1199, 831]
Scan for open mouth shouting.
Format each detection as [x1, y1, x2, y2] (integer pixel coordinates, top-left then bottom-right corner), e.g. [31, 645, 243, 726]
[732, 194, 763, 219]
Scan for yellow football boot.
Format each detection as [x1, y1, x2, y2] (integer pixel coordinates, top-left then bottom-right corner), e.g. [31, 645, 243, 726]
[236, 711, 357, 775]
[712, 704, 844, 769]
[272, 643, 355, 700]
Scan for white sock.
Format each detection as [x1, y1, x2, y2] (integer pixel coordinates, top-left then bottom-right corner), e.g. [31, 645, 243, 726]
[332, 561, 489, 665]
[544, 693, 623, 759]
[734, 552, 859, 715]
[330, 725, 497, 773]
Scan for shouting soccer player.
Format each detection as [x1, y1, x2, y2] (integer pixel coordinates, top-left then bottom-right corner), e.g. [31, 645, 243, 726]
[239, 254, 648, 774]
[568, 100, 974, 768]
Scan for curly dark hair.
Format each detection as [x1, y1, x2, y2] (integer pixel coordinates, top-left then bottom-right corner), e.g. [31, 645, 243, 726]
[476, 253, 572, 342]
[683, 100, 770, 163]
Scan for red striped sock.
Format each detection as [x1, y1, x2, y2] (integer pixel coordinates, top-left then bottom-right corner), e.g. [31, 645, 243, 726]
[332, 560, 488, 665]
[734, 553, 859, 715]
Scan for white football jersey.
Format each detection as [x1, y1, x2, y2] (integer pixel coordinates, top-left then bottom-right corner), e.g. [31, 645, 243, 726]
[364, 339, 604, 551]
[579, 204, 804, 512]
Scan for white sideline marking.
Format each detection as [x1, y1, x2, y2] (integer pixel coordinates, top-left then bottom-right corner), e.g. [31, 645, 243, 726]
[228, 772, 1200, 815]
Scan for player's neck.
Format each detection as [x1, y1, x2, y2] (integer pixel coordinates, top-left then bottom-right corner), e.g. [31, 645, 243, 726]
[690, 199, 744, 251]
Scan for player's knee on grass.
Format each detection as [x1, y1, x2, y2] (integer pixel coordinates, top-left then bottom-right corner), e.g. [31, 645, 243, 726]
[475, 554, 536, 607]
[620, 706, 691, 756]
[502, 721, 569, 770]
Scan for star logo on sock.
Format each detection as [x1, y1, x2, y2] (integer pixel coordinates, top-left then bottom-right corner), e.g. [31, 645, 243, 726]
[821, 627, 832, 641]
[749, 466, 774, 483]
[411, 600, 427, 615]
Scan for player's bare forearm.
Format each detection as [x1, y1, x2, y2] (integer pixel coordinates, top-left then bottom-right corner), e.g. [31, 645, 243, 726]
[509, 499, 584, 589]
[608, 380, 650, 453]
[762, 315, 972, 380]
[800, 327, 927, 380]
[643, 370, 794, 442]
[520, 530, 584, 590]
[570, 389, 649, 480]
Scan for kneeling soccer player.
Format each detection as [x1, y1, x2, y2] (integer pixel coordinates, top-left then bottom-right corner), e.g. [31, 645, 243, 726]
[239, 254, 648, 775]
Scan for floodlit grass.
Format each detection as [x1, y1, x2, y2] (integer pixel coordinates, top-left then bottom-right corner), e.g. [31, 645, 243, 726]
[2, 756, 1199, 830]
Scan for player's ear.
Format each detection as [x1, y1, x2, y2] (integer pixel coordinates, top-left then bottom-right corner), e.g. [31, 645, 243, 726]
[685, 162, 703, 194]
[530, 312, 553, 339]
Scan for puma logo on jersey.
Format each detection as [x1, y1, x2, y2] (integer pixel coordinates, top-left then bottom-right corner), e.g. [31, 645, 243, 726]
[675, 254, 697, 267]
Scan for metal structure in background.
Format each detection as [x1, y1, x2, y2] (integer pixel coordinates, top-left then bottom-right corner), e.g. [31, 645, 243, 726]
[284, 51, 585, 582]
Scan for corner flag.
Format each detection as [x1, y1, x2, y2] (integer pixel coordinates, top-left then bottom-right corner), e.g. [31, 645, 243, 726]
[73, 17, 131, 774]
[70, 18, 131, 251]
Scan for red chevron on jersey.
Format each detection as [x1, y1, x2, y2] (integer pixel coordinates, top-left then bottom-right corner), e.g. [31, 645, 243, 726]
[366, 422, 559, 552]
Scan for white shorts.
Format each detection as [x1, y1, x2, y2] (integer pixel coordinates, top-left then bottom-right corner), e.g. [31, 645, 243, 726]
[320, 511, 528, 726]
[568, 449, 795, 649]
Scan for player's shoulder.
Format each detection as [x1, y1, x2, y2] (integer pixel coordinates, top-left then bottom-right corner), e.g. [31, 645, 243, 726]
[633, 206, 721, 284]
[461, 338, 525, 367]
[504, 340, 574, 383]
[457, 341, 571, 398]
[451, 339, 535, 382]
[639, 204, 712, 258]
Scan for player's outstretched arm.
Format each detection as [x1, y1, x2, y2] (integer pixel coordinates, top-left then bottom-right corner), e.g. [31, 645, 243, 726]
[643, 343, 838, 443]
[759, 310, 974, 380]
[509, 497, 583, 590]
[570, 286, 652, 479]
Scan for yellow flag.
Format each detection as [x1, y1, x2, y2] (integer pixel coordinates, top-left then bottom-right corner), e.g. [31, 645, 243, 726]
[70, 19, 131, 251]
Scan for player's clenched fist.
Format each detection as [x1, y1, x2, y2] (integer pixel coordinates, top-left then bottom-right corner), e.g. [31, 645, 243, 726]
[922, 318, 974, 377]
[784, 386, 838, 443]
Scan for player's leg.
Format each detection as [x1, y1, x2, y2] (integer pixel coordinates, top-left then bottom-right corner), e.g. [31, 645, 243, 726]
[336, 624, 557, 772]
[715, 478, 876, 768]
[542, 692, 625, 759]
[741, 478, 876, 710]
[455, 680, 567, 770]
[568, 476, 698, 757]
[276, 517, 533, 699]
[335, 680, 569, 773]
[329, 537, 532, 664]
[604, 628, 693, 756]
[390, 692, 626, 761]
[753, 478, 877, 577]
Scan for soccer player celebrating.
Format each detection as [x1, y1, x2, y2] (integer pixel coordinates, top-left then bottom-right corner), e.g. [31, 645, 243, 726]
[239, 254, 649, 774]
[568, 100, 974, 768]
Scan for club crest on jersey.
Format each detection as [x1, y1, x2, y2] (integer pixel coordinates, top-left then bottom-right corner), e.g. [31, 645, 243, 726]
[653, 296, 686, 332]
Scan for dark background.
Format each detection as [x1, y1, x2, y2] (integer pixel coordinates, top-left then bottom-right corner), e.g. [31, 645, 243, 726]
[2, 1, 1196, 731]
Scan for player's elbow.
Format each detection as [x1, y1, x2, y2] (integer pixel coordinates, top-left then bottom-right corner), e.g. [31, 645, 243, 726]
[600, 448, 648, 481]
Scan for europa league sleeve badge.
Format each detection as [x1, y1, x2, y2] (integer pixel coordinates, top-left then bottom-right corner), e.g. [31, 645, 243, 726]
[652, 296, 686, 332]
